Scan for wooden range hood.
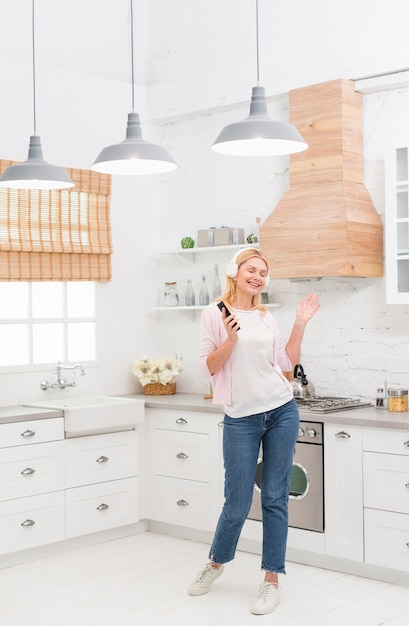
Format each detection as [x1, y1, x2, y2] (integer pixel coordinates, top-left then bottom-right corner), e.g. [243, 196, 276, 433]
[260, 79, 383, 278]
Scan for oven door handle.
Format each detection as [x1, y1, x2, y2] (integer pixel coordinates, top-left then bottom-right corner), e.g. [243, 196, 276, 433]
[335, 430, 351, 439]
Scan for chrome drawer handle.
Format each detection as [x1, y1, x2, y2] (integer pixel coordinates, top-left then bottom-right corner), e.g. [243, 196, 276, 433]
[21, 429, 35, 438]
[335, 431, 350, 439]
[177, 499, 189, 507]
[218, 421, 224, 427]
[21, 467, 35, 476]
[97, 503, 109, 511]
[176, 452, 188, 459]
[405, 483, 409, 489]
[404, 441, 409, 447]
[176, 417, 188, 424]
[21, 519, 35, 527]
[96, 455, 109, 463]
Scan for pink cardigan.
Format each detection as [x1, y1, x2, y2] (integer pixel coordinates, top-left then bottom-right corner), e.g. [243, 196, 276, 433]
[199, 303, 294, 406]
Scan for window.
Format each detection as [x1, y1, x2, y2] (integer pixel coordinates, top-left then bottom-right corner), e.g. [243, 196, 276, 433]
[0, 281, 96, 369]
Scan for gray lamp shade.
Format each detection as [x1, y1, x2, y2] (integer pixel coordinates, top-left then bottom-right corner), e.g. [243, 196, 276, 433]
[211, 85, 308, 156]
[0, 135, 74, 190]
[91, 112, 177, 175]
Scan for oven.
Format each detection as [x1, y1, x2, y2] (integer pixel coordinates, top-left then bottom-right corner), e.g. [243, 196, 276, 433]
[247, 420, 324, 532]
[247, 396, 372, 532]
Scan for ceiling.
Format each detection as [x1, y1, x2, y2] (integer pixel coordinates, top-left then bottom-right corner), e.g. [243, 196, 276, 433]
[0, 0, 133, 84]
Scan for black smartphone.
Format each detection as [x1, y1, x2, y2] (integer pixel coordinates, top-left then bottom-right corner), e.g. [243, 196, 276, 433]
[217, 301, 239, 329]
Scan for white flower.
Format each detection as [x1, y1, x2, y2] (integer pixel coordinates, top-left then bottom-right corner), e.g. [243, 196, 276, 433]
[131, 355, 182, 386]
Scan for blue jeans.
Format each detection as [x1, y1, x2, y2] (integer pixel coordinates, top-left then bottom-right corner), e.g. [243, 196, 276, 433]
[209, 399, 299, 574]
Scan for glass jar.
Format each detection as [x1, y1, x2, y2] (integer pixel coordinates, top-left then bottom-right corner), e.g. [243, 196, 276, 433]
[387, 387, 408, 412]
[164, 282, 179, 306]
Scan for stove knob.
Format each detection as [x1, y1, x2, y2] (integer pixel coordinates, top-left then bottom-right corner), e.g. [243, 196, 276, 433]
[308, 428, 317, 438]
[298, 427, 304, 437]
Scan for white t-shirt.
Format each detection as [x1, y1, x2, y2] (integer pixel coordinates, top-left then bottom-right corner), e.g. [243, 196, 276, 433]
[225, 308, 293, 418]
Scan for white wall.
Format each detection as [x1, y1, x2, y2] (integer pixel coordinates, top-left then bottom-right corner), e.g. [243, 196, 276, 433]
[1, 0, 409, 406]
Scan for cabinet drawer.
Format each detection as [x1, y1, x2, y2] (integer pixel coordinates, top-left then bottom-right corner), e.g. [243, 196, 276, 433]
[0, 441, 65, 502]
[153, 409, 213, 434]
[0, 418, 64, 448]
[65, 477, 139, 538]
[364, 508, 409, 572]
[154, 430, 209, 482]
[150, 475, 213, 530]
[65, 431, 138, 488]
[363, 451, 409, 514]
[0, 491, 64, 555]
[363, 428, 409, 455]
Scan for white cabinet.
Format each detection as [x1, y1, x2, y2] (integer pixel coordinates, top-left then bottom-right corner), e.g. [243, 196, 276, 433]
[324, 423, 364, 561]
[0, 418, 65, 555]
[65, 431, 139, 538]
[385, 145, 409, 303]
[148, 408, 223, 531]
[363, 427, 409, 571]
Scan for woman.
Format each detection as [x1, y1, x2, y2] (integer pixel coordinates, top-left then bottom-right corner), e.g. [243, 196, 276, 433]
[188, 247, 320, 615]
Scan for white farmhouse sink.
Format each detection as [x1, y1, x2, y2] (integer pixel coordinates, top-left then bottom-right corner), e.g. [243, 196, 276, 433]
[23, 396, 144, 437]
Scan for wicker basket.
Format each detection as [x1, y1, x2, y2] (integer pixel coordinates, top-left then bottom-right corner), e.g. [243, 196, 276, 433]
[143, 382, 176, 395]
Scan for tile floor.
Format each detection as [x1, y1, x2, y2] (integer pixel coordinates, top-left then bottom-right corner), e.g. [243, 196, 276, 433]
[0, 531, 408, 625]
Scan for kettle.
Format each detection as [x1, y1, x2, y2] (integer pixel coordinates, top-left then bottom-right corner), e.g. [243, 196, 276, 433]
[290, 364, 315, 398]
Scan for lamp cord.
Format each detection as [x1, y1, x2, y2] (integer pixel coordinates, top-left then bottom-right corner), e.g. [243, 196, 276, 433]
[255, 0, 260, 84]
[31, 0, 37, 133]
[130, 0, 135, 111]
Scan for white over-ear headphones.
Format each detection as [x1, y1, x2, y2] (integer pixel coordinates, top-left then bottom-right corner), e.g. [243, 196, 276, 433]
[226, 247, 270, 285]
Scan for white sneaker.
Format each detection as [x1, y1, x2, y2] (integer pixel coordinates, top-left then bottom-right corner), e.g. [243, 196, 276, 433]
[188, 563, 224, 596]
[251, 581, 280, 615]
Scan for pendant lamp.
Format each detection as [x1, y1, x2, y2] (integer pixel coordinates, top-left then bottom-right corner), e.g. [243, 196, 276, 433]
[0, 0, 74, 190]
[91, 0, 177, 175]
[211, 0, 308, 157]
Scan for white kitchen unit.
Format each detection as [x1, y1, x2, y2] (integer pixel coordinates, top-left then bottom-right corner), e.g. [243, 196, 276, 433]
[65, 430, 139, 538]
[385, 144, 409, 303]
[324, 423, 364, 561]
[0, 418, 65, 555]
[148, 408, 223, 531]
[363, 427, 409, 572]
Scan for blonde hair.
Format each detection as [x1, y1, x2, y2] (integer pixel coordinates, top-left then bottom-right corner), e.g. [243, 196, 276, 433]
[219, 248, 269, 310]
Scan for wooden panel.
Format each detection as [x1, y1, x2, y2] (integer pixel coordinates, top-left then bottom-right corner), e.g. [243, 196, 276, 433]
[260, 78, 383, 278]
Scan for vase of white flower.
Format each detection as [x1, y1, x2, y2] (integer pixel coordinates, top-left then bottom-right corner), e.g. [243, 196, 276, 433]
[131, 356, 182, 395]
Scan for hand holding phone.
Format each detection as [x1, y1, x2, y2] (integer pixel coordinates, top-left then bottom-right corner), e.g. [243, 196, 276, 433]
[217, 301, 239, 330]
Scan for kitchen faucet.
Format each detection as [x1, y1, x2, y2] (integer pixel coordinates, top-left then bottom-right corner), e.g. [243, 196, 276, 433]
[40, 361, 85, 390]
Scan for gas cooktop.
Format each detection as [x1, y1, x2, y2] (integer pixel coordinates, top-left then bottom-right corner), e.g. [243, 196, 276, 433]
[295, 396, 373, 413]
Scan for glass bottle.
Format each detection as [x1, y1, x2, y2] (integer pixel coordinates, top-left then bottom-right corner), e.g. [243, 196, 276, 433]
[213, 264, 222, 300]
[199, 274, 209, 306]
[185, 279, 195, 306]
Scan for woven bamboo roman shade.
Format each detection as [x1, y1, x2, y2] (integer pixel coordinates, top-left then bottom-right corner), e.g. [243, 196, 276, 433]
[0, 160, 112, 281]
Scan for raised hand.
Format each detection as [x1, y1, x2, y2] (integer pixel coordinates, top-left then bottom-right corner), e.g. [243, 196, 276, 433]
[295, 293, 320, 325]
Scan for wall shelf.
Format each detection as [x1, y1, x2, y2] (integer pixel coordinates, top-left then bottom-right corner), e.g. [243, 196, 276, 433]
[152, 303, 280, 312]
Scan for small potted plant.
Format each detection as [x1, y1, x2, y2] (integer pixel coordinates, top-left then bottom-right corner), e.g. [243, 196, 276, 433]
[131, 355, 182, 395]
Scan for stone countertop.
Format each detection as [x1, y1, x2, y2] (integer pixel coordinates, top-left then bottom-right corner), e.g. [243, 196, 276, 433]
[125, 392, 409, 431]
[0, 406, 64, 425]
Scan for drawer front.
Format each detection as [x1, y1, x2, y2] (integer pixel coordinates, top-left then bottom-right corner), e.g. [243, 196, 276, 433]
[150, 475, 212, 530]
[364, 508, 409, 572]
[0, 441, 65, 501]
[0, 491, 64, 555]
[153, 409, 212, 434]
[363, 451, 409, 514]
[65, 477, 139, 538]
[363, 428, 409, 455]
[65, 431, 138, 488]
[154, 430, 209, 482]
[0, 418, 64, 448]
